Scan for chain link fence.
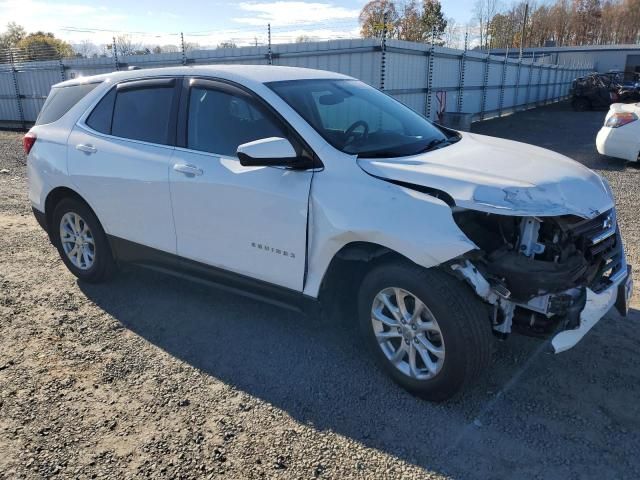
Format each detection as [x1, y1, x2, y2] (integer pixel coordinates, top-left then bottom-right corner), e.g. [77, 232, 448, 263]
[0, 23, 592, 129]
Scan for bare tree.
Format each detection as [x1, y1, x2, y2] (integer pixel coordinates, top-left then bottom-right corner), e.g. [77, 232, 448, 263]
[443, 17, 461, 47]
[483, 0, 639, 49]
[115, 35, 142, 56]
[474, 0, 500, 49]
[159, 44, 180, 53]
[74, 39, 99, 58]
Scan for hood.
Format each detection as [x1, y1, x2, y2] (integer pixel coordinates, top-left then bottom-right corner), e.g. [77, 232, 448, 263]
[357, 132, 613, 218]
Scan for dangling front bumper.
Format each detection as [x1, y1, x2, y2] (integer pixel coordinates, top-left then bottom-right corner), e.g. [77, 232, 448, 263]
[551, 264, 633, 354]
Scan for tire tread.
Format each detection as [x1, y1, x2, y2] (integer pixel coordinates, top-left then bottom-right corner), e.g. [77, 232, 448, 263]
[358, 261, 493, 401]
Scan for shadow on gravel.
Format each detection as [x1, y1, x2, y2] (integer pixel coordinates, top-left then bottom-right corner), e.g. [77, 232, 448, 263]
[78, 266, 640, 479]
[77, 266, 536, 476]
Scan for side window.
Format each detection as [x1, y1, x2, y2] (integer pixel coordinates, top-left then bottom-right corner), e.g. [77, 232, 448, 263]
[86, 88, 115, 134]
[36, 82, 100, 126]
[111, 86, 175, 144]
[187, 87, 285, 156]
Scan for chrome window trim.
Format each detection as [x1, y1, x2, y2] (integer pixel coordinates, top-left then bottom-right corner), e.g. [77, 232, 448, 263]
[75, 122, 177, 152]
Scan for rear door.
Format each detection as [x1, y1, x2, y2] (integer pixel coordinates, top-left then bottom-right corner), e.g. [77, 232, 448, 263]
[168, 78, 313, 291]
[67, 78, 180, 254]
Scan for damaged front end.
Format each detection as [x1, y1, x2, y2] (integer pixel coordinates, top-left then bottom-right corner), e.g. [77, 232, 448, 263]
[449, 208, 633, 353]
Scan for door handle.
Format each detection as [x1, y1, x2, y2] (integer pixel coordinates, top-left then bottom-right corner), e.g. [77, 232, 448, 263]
[173, 163, 203, 176]
[76, 144, 97, 154]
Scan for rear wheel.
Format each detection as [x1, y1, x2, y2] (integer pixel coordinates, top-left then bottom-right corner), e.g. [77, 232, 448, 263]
[51, 198, 115, 283]
[358, 262, 493, 401]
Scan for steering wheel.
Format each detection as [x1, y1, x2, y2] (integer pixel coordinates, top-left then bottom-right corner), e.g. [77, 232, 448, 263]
[344, 120, 369, 146]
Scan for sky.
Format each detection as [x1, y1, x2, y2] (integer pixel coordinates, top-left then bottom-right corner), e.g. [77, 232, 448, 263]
[0, 0, 476, 48]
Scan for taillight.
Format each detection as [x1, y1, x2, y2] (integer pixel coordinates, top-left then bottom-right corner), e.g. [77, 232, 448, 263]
[23, 132, 37, 155]
[605, 112, 638, 128]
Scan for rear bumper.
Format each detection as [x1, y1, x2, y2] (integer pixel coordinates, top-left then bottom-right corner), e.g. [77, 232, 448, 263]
[32, 207, 47, 233]
[596, 126, 639, 162]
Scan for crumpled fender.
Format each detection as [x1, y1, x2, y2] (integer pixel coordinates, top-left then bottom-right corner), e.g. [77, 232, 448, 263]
[303, 162, 477, 297]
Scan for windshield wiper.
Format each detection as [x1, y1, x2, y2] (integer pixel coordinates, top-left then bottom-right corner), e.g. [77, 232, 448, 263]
[356, 135, 461, 159]
[418, 138, 448, 153]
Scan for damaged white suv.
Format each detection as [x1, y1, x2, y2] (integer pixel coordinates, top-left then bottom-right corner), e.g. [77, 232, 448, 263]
[27, 66, 633, 400]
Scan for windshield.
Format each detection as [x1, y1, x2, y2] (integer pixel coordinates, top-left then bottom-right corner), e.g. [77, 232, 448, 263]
[267, 79, 457, 158]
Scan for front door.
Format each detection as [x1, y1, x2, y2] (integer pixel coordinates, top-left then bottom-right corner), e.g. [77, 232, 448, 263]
[169, 79, 313, 291]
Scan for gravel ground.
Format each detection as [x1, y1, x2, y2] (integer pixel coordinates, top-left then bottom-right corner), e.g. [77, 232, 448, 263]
[1, 103, 639, 480]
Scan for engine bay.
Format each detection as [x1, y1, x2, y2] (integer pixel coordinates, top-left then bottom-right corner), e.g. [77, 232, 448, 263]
[451, 209, 624, 337]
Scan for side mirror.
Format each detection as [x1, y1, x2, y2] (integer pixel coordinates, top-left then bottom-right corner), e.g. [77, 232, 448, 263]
[237, 137, 300, 168]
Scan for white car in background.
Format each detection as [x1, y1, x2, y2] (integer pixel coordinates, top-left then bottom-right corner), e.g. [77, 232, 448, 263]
[596, 103, 640, 162]
[26, 66, 633, 401]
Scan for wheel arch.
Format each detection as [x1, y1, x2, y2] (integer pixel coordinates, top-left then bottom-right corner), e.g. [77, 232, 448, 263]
[316, 241, 415, 307]
[44, 187, 96, 235]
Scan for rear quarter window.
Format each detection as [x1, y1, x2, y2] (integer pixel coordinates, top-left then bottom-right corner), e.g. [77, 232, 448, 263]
[86, 88, 116, 134]
[36, 83, 101, 126]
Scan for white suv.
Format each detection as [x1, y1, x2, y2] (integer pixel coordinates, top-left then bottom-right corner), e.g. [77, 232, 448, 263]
[26, 65, 633, 400]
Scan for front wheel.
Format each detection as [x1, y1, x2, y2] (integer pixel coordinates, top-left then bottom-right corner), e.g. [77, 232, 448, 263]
[358, 262, 493, 401]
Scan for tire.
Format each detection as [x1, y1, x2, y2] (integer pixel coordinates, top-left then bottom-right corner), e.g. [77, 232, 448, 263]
[358, 262, 493, 401]
[571, 97, 591, 111]
[51, 197, 115, 283]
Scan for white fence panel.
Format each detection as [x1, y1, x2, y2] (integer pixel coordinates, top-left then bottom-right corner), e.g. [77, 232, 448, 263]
[0, 38, 591, 126]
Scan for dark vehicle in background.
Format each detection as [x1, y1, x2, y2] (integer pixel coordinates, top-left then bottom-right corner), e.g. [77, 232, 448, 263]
[571, 72, 640, 111]
[570, 73, 619, 111]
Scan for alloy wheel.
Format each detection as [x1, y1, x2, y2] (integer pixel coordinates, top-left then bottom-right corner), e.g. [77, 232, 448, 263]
[371, 287, 445, 380]
[59, 212, 96, 270]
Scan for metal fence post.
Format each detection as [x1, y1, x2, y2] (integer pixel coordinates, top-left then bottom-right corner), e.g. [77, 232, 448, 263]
[424, 28, 435, 119]
[58, 58, 66, 82]
[541, 65, 548, 104]
[513, 52, 522, 112]
[498, 48, 509, 117]
[9, 49, 25, 129]
[480, 51, 490, 120]
[552, 65, 559, 102]
[545, 64, 552, 104]
[525, 52, 534, 109]
[112, 37, 119, 71]
[379, 12, 388, 91]
[180, 32, 187, 66]
[267, 24, 273, 65]
[456, 32, 467, 113]
[535, 55, 543, 106]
